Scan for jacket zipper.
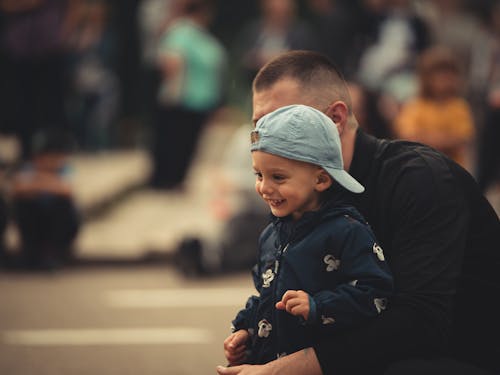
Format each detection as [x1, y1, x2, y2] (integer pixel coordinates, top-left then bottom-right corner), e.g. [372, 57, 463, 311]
[272, 242, 289, 359]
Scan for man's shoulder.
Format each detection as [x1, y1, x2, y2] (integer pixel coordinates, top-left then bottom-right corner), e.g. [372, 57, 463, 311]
[375, 138, 454, 176]
[365, 137, 470, 206]
[355, 130, 449, 174]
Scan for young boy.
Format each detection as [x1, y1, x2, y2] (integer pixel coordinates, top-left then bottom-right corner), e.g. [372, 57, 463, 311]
[223, 104, 393, 365]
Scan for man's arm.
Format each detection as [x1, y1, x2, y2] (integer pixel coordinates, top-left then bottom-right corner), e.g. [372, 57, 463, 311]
[216, 347, 322, 375]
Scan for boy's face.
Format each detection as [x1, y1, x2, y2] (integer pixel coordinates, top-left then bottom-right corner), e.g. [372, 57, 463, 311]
[252, 151, 330, 221]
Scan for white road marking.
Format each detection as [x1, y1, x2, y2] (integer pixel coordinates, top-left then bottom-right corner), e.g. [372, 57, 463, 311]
[104, 287, 255, 308]
[2, 327, 213, 346]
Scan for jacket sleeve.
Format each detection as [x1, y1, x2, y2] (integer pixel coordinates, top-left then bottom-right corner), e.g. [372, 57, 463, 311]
[232, 260, 261, 332]
[307, 219, 393, 330]
[314, 150, 470, 374]
[232, 295, 259, 332]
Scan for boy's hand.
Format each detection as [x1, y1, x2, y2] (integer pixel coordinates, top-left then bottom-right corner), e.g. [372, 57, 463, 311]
[275, 290, 310, 320]
[223, 329, 249, 365]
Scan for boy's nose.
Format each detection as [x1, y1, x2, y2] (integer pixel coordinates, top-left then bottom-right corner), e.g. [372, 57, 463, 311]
[259, 179, 273, 195]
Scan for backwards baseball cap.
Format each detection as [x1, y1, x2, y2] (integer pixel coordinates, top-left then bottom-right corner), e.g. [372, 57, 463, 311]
[251, 104, 364, 194]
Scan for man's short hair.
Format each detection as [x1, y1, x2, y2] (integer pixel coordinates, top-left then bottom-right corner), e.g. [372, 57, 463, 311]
[252, 50, 352, 109]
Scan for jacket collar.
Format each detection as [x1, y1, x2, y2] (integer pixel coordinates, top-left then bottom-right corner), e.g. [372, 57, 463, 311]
[271, 199, 360, 244]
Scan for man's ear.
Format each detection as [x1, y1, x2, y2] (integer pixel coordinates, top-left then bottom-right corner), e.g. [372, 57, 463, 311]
[316, 170, 333, 192]
[324, 101, 349, 136]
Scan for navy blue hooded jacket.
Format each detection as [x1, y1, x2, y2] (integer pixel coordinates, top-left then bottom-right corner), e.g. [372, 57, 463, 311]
[232, 200, 394, 364]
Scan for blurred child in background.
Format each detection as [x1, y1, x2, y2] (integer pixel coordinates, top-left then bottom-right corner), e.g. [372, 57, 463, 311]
[10, 130, 80, 270]
[393, 45, 475, 168]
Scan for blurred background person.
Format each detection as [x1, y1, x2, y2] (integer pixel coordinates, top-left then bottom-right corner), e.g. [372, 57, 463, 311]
[418, 0, 484, 82]
[305, 0, 384, 81]
[175, 122, 268, 277]
[351, 0, 432, 139]
[137, 0, 178, 140]
[347, 80, 394, 139]
[356, 0, 431, 101]
[64, 0, 119, 152]
[231, 0, 318, 111]
[393, 45, 475, 169]
[9, 129, 80, 270]
[150, 0, 227, 190]
[0, 0, 72, 160]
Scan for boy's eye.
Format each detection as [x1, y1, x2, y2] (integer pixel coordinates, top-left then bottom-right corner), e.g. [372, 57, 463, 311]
[272, 174, 285, 181]
[254, 171, 263, 180]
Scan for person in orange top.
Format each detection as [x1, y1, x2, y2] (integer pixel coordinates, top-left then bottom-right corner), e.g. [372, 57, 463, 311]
[393, 45, 474, 168]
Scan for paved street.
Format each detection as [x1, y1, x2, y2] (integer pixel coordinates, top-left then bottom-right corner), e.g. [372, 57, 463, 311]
[0, 265, 254, 375]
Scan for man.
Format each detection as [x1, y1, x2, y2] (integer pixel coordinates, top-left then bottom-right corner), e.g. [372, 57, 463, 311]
[217, 50, 500, 375]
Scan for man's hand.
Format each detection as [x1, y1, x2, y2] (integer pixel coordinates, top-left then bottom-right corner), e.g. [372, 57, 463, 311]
[223, 329, 249, 365]
[216, 364, 265, 375]
[275, 290, 310, 320]
[216, 347, 323, 375]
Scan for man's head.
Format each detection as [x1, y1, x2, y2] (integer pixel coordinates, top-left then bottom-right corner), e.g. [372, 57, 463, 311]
[252, 50, 359, 170]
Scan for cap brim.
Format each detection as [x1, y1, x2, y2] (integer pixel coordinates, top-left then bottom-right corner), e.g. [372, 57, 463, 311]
[328, 169, 365, 193]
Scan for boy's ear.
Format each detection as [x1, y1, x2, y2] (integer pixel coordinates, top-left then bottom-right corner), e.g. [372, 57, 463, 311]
[316, 170, 333, 192]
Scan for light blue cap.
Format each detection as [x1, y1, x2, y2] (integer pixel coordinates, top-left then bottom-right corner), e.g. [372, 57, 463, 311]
[251, 104, 364, 194]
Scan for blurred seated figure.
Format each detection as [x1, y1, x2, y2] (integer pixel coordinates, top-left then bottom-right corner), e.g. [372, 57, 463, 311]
[393, 45, 475, 168]
[175, 123, 269, 277]
[10, 130, 80, 270]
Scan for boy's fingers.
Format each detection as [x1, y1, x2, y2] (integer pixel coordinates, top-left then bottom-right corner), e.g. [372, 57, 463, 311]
[277, 290, 304, 311]
[224, 344, 247, 365]
[230, 330, 248, 347]
[284, 297, 301, 310]
[275, 301, 285, 309]
[227, 351, 247, 365]
[227, 343, 246, 355]
[223, 335, 234, 347]
[290, 304, 306, 315]
[281, 290, 298, 305]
